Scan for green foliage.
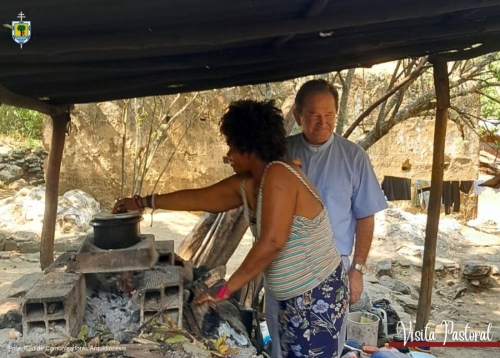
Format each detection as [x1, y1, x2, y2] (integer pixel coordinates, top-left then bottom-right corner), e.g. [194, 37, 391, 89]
[0, 104, 44, 140]
[480, 86, 500, 119]
[480, 60, 500, 119]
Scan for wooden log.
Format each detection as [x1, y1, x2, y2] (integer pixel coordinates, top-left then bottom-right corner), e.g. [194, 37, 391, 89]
[40, 112, 71, 270]
[196, 207, 248, 268]
[415, 56, 449, 331]
[177, 212, 218, 261]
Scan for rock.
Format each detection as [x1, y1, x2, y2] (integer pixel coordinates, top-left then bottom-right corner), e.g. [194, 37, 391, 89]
[11, 231, 40, 242]
[434, 262, 444, 271]
[27, 257, 39, 263]
[462, 261, 491, 279]
[392, 280, 411, 295]
[4, 240, 17, 251]
[396, 295, 418, 310]
[0, 253, 10, 260]
[454, 286, 467, 299]
[19, 242, 40, 254]
[471, 280, 480, 286]
[8, 179, 27, 191]
[453, 273, 459, 279]
[0, 233, 5, 251]
[364, 275, 379, 284]
[491, 265, 500, 276]
[377, 259, 392, 277]
[0, 164, 23, 184]
[447, 280, 455, 286]
[379, 275, 394, 289]
[398, 259, 411, 267]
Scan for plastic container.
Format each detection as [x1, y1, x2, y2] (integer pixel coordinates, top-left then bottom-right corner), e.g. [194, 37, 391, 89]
[346, 312, 380, 347]
[260, 321, 272, 345]
[372, 304, 388, 336]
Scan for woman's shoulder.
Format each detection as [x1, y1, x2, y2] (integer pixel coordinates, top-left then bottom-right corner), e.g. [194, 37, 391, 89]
[264, 161, 303, 184]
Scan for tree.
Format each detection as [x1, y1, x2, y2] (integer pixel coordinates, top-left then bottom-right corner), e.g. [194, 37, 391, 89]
[17, 24, 26, 36]
[340, 53, 500, 151]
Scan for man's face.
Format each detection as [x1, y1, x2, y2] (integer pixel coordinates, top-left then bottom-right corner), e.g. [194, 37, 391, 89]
[293, 91, 337, 145]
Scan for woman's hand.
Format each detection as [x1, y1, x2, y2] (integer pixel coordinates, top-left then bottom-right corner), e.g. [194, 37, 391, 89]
[112, 196, 144, 213]
[193, 284, 231, 305]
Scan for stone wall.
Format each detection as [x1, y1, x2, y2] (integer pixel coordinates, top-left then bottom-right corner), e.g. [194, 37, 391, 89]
[43, 94, 239, 208]
[0, 147, 46, 188]
[367, 118, 479, 182]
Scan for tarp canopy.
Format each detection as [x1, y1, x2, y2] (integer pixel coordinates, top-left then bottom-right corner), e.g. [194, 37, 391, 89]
[1, 0, 500, 105]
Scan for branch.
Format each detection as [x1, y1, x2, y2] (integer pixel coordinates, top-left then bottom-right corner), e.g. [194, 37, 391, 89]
[476, 90, 500, 107]
[343, 56, 429, 138]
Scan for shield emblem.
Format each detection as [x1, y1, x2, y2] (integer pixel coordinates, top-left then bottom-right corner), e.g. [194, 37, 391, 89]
[12, 21, 31, 48]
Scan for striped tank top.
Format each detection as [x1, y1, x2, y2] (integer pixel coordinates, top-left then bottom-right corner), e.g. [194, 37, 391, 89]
[241, 161, 341, 301]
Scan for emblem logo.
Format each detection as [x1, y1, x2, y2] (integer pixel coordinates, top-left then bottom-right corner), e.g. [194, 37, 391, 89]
[12, 12, 31, 48]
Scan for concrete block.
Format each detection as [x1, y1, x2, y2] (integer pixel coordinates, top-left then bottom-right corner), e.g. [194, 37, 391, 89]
[23, 272, 86, 342]
[155, 240, 175, 266]
[67, 234, 159, 274]
[138, 266, 183, 328]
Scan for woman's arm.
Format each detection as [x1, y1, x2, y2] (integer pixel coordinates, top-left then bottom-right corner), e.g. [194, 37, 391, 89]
[112, 174, 244, 213]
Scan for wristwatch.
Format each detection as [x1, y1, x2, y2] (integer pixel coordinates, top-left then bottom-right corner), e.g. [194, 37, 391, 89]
[351, 262, 367, 275]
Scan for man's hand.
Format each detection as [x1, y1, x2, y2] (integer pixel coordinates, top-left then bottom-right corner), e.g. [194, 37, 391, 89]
[348, 268, 363, 304]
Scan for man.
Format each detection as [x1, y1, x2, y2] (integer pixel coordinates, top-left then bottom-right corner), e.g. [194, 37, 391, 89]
[266, 79, 388, 357]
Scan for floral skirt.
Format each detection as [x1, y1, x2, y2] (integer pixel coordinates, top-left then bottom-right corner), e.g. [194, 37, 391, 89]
[278, 263, 349, 358]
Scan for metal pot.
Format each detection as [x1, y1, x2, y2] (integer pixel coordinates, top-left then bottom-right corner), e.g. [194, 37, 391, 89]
[90, 211, 142, 250]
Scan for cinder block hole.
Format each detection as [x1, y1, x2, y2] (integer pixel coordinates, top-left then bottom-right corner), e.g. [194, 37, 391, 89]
[145, 290, 161, 303]
[144, 311, 158, 321]
[165, 286, 179, 296]
[47, 301, 64, 316]
[164, 309, 179, 323]
[26, 303, 45, 320]
[27, 321, 46, 335]
[158, 253, 172, 264]
[48, 319, 66, 333]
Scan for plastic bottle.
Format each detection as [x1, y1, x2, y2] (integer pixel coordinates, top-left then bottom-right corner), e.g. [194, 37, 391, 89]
[260, 320, 272, 345]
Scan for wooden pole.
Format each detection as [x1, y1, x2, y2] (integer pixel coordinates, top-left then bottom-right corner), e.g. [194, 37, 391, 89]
[40, 112, 71, 270]
[415, 57, 450, 331]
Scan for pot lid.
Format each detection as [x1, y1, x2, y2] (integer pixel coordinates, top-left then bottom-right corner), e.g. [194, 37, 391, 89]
[93, 210, 142, 220]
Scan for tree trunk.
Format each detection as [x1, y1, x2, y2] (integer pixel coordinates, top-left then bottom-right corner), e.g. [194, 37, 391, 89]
[40, 112, 71, 270]
[336, 69, 354, 135]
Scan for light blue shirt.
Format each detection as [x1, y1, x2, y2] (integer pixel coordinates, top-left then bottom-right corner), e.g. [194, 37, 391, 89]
[286, 133, 388, 256]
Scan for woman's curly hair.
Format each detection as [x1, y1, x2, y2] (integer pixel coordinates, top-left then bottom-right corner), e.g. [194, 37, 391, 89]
[220, 99, 286, 162]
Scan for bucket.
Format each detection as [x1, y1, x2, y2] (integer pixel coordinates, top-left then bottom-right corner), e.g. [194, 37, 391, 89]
[346, 311, 379, 346]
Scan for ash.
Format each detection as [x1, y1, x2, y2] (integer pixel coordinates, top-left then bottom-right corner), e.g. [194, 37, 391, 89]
[84, 290, 140, 343]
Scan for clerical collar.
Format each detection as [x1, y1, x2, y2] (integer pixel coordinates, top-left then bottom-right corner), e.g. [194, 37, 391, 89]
[301, 133, 335, 152]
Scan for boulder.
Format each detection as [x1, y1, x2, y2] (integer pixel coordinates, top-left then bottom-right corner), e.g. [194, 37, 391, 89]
[0, 164, 23, 184]
[377, 259, 392, 277]
[462, 261, 491, 279]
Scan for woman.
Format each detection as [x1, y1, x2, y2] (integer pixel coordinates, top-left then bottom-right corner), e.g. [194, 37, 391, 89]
[113, 100, 348, 357]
